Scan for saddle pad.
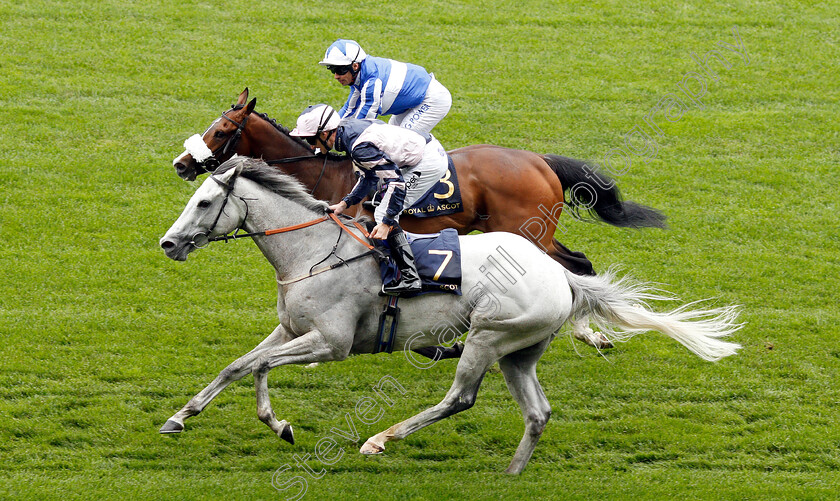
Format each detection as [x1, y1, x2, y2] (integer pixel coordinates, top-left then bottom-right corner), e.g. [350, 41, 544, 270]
[377, 228, 462, 297]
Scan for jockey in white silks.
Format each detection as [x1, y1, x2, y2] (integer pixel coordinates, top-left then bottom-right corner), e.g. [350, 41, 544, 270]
[290, 104, 449, 296]
[319, 39, 452, 135]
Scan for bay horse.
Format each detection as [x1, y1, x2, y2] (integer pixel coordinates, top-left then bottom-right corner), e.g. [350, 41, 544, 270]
[171, 89, 666, 348]
[158, 157, 741, 474]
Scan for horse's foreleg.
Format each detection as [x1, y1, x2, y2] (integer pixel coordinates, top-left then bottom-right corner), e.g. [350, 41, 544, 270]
[410, 342, 465, 361]
[360, 342, 493, 454]
[159, 324, 294, 434]
[249, 329, 348, 442]
[254, 368, 294, 444]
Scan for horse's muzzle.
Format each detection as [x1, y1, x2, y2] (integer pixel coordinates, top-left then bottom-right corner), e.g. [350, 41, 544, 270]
[160, 236, 193, 261]
[173, 158, 198, 181]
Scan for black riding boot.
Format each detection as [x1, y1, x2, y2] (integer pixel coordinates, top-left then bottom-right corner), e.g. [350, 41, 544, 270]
[383, 228, 422, 296]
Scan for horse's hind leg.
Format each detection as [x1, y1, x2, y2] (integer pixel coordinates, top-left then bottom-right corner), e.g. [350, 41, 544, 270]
[360, 341, 495, 454]
[548, 239, 613, 349]
[569, 316, 613, 350]
[498, 339, 552, 474]
[550, 238, 595, 276]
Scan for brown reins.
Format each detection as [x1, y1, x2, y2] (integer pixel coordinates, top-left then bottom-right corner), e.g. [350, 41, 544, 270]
[207, 211, 374, 251]
[194, 172, 382, 285]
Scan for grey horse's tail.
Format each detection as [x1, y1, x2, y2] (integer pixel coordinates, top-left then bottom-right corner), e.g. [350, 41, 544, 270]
[564, 269, 742, 361]
[543, 154, 667, 229]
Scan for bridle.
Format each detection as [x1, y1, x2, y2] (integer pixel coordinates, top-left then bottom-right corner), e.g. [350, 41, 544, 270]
[193, 107, 251, 173]
[190, 173, 249, 249]
[191, 171, 383, 285]
[194, 105, 331, 196]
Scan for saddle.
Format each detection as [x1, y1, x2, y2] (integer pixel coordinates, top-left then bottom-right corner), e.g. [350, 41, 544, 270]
[374, 228, 462, 298]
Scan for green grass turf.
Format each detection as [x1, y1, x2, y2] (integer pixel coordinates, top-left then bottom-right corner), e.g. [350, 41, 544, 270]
[1, 0, 838, 499]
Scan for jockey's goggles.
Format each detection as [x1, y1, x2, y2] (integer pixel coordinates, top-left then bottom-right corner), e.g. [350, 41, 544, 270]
[326, 64, 352, 75]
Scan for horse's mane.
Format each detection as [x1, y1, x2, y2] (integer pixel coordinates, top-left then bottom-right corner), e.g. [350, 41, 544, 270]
[231, 104, 348, 162]
[215, 157, 329, 213]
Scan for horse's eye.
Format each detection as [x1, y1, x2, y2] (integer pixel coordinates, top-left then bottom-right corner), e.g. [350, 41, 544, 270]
[197, 200, 212, 209]
[214, 130, 227, 139]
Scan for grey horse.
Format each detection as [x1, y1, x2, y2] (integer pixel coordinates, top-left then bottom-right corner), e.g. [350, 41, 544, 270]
[159, 157, 741, 474]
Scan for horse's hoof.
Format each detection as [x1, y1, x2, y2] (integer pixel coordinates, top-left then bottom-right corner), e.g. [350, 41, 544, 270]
[360, 440, 384, 455]
[159, 419, 184, 434]
[278, 421, 294, 445]
[592, 332, 614, 349]
[577, 328, 614, 350]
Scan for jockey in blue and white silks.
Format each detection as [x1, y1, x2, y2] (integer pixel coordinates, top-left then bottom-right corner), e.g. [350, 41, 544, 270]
[290, 104, 449, 295]
[319, 39, 452, 135]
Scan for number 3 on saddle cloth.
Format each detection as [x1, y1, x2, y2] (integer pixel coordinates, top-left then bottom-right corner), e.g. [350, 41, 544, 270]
[376, 228, 462, 298]
[367, 156, 464, 217]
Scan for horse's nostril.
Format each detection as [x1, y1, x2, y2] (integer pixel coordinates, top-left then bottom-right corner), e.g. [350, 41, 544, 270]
[161, 240, 175, 250]
[174, 161, 197, 181]
[175, 162, 198, 181]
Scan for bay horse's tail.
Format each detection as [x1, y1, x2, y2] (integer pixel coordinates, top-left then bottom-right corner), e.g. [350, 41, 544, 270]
[543, 154, 667, 229]
[564, 269, 742, 362]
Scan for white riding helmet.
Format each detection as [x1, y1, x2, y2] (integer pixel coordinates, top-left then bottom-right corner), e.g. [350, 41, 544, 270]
[319, 39, 367, 67]
[289, 104, 340, 138]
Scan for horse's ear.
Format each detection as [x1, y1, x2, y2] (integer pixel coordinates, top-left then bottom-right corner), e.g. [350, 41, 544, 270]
[245, 97, 256, 115]
[215, 160, 241, 184]
[236, 88, 249, 106]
